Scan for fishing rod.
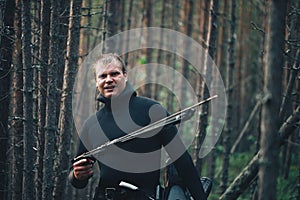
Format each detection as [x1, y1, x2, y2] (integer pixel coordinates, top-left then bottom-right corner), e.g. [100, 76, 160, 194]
[73, 95, 218, 163]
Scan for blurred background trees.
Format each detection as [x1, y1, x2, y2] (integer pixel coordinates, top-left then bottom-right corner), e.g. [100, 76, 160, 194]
[0, 0, 299, 199]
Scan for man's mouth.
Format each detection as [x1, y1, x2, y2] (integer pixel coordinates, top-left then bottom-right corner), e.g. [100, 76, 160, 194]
[104, 86, 115, 91]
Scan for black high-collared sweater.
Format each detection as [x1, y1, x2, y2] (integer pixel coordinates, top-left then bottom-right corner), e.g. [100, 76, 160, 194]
[68, 83, 206, 200]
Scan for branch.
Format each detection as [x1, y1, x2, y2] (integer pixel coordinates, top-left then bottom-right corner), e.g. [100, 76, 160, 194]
[279, 49, 300, 122]
[250, 21, 265, 34]
[230, 100, 262, 154]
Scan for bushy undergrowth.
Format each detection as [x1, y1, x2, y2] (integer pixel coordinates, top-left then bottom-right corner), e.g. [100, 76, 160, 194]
[203, 152, 298, 200]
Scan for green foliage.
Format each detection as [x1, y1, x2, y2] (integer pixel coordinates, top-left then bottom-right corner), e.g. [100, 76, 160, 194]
[228, 153, 253, 178]
[188, 64, 197, 73]
[277, 169, 298, 200]
[205, 151, 299, 199]
[138, 56, 147, 64]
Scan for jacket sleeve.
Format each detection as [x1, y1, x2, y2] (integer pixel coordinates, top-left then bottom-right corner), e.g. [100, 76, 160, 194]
[173, 151, 207, 200]
[162, 125, 207, 200]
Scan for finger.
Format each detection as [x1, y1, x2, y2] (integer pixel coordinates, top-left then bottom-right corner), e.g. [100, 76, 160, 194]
[74, 168, 93, 180]
[74, 162, 93, 172]
[73, 165, 93, 175]
[86, 158, 95, 165]
[80, 168, 93, 176]
[73, 158, 88, 166]
[74, 171, 93, 178]
[74, 158, 95, 167]
[74, 163, 93, 170]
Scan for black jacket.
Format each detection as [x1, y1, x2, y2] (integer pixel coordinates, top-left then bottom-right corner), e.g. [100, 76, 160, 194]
[69, 83, 206, 200]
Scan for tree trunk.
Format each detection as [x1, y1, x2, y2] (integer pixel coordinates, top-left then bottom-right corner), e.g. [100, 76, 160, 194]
[235, 0, 243, 132]
[0, 0, 15, 198]
[205, 0, 219, 181]
[297, 129, 300, 200]
[107, 0, 119, 37]
[258, 0, 287, 199]
[216, 0, 228, 80]
[56, 0, 70, 121]
[194, 0, 208, 168]
[36, 0, 50, 199]
[22, 0, 36, 199]
[154, 0, 167, 101]
[166, 0, 179, 113]
[103, 0, 120, 53]
[31, 2, 40, 146]
[117, 0, 125, 52]
[140, 0, 154, 98]
[124, 0, 134, 65]
[43, 0, 60, 199]
[9, 1, 23, 199]
[194, 0, 218, 175]
[220, 0, 236, 193]
[80, 0, 90, 54]
[178, 0, 194, 105]
[101, 0, 108, 55]
[53, 0, 82, 198]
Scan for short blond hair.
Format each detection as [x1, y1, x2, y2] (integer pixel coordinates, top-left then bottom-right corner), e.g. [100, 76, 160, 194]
[93, 53, 126, 80]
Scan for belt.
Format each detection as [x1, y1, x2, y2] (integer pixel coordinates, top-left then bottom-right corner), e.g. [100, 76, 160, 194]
[94, 186, 151, 200]
[104, 187, 129, 200]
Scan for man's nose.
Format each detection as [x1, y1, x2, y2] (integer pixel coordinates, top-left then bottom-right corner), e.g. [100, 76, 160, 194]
[105, 75, 113, 82]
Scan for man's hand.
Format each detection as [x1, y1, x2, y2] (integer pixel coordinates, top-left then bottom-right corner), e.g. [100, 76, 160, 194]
[73, 158, 94, 180]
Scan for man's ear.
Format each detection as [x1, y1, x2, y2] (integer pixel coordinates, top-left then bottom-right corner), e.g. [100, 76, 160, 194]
[124, 72, 128, 81]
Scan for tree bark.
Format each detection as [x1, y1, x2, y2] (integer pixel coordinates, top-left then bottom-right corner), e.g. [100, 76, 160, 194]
[297, 128, 300, 200]
[258, 0, 287, 199]
[0, 0, 15, 198]
[178, 0, 194, 104]
[43, 0, 60, 199]
[9, 1, 23, 199]
[117, 0, 125, 52]
[220, 0, 236, 193]
[107, 0, 119, 37]
[53, 0, 82, 198]
[216, 0, 228, 80]
[124, 0, 134, 65]
[211, 0, 227, 180]
[166, 0, 179, 113]
[194, 0, 219, 176]
[154, 0, 167, 101]
[103, 0, 120, 53]
[22, 0, 36, 199]
[193, 0, 210, 170]
[56, 0, 70, 121]
[36, 0, 50, 199]
[140, 0, 154, 98]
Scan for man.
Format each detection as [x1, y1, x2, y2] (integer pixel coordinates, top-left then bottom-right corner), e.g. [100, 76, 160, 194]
[69, 53, 207, 200]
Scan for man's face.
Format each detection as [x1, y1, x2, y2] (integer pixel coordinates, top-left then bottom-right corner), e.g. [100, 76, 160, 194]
[95, 62, 127, 98]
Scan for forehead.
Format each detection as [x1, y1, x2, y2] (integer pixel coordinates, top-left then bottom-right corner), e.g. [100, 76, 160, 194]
[95, 62, 123, 75]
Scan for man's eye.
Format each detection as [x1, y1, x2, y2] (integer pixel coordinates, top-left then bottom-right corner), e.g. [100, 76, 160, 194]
[99, 74, 106, 79]
[111, 72, 120, 77]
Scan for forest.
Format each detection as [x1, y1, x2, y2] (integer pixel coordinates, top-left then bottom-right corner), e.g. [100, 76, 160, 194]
[0, 0, 299, 199]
